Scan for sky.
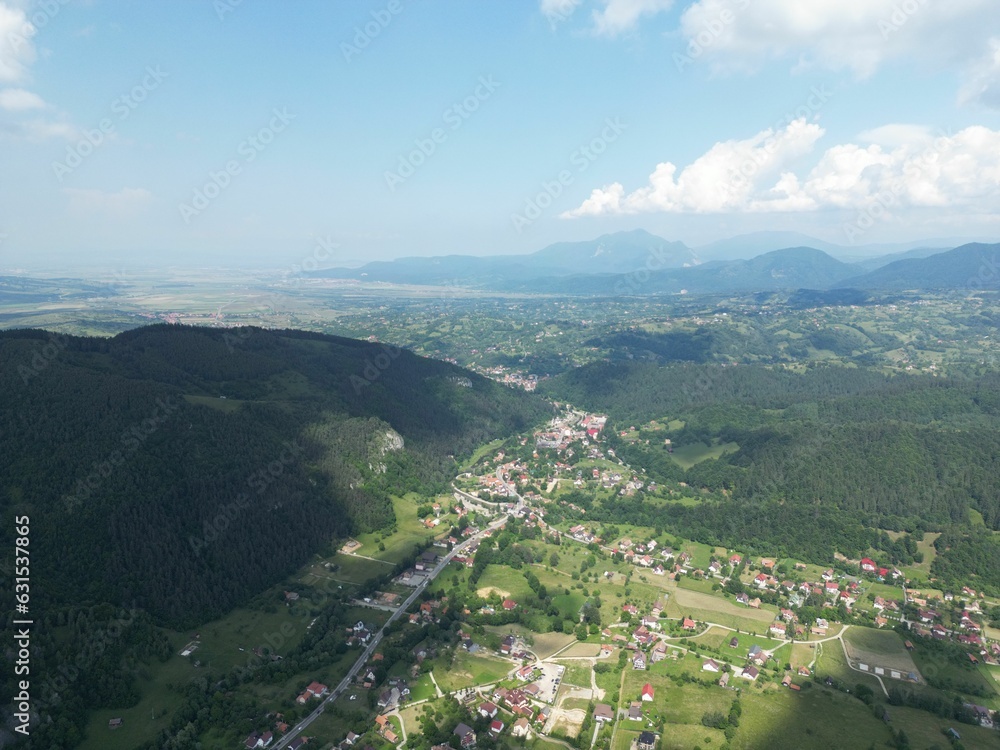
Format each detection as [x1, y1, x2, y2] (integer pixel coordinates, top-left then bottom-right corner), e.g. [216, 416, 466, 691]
[1, 0, 999, 271]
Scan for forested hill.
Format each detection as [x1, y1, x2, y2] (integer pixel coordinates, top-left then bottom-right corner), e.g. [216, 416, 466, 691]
[539, 362, 1000, 536]
[0, 325, 548, 628]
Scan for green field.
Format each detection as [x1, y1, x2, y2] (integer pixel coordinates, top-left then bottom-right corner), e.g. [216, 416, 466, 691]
[353, 493, 447, 565]
[432, 651, 511, 692]
[555, 660, 594, 688]
[669, 440, 740, 470]
[884, 705, 1000, 750]
[731, 686, 893, 750]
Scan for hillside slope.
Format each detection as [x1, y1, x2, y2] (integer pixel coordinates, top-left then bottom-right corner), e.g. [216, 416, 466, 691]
[0, 325, 547, 627]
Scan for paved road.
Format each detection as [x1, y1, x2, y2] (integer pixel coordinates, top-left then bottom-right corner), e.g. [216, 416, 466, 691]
[272, 510, 511, 749]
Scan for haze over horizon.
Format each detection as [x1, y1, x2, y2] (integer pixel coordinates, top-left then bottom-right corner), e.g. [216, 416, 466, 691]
[1, 0, 999, 272]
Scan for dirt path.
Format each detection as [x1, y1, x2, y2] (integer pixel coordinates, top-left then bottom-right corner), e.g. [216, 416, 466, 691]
[428, 672, 444, 698]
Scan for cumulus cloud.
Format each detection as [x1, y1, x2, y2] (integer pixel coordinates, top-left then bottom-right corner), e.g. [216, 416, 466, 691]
[0, 87, 44, 110]
[0, 1, 35, 83]
[591, 0, 675, 36]
[563, 118, 824, 216]
[960, 38, 1000, 108]
[855, 124, 934, 148]
[563, 122, 1000, 217]
[63, 187, 153, 218]
[540, 0, 674, 35]
[540, 0, 583, 24]
[679, 0, 998, 76]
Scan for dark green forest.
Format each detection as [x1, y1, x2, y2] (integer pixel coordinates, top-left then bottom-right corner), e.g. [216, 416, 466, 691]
[1, 325, 546, 627]
[0, 325, 548, 747]
[541, 360, 1000, 591]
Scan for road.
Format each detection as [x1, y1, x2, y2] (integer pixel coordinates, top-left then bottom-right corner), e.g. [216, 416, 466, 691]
[272, 508, 512, 749]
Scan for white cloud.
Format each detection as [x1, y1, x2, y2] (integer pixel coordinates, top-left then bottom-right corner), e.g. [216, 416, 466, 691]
[679, 0, 997, 75]
[563, 117, 824, 216]
[63, 187, 153, 218]
[564, 122, 1000, 217]
[855, 124, 934, 148]
[678, 0, 1000, 108]
[0, 116, 77, 140]
[540, 0, 674, 35]
[540, 0, 583, 24]
[591, 0, 675, 36]
[0, 86, 44, 110]
[0, 2, 35, 83]
[959, 37, 1000, 108]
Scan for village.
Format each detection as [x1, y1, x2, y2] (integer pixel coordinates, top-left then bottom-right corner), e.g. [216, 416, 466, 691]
[230, 407, 1000, 750]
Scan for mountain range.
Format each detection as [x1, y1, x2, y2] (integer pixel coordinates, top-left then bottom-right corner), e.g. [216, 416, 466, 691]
[310, 229, 999, 296]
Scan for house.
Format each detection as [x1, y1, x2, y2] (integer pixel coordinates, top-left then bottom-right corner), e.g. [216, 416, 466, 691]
[729, 553, 742, 566]
[594, 704, 614, 723]
[860, 557, 876, 572]
[798, 666, 811, 676]
[782, 673, 792, 687]
[489, 719, 504, 736]
[741, 666, 760, 680]
[511, 717, 531, 738]
[287, 741, 308, 750]
[965, 703, 994, 728]
[736, 592, 750, 606]
[652, 564, 665, 576]
[500, 634, 516, 655]
[682, 617, 697, 631]
[719, 672, 730, 687]
[344, 731, 360, 745]
[453, 722, 477, 748]
[504, 689, 529, 710]
[306, 681, 328, 698]
[702, 658, 721, 673]
[917, 609, 936, 623]
[632, 652, 647, 670]
[641, 683, 655, 701]
[502, 599, 518, 611]
[638, 731, 657, 750]
[650, 642, 667, 662]
[760, 558, 775, 569]
[109, 718, 124, 730]
[754, 573, 769, 589]
[378, 687, 401, 709]
[729, 636, 739, 649]
[479, 702, 498, 719]
[770, 621, 787, 637]
[628, 702, 643, 721]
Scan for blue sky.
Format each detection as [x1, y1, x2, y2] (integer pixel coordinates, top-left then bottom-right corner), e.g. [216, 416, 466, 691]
[1, 0, 999, 271]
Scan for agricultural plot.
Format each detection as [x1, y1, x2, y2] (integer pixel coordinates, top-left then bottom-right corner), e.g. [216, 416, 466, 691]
[842, 627, 921, 679]
[665, 584, 777, 632]
[432, 651, 511, 692]
[731, 687, 893, 750]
